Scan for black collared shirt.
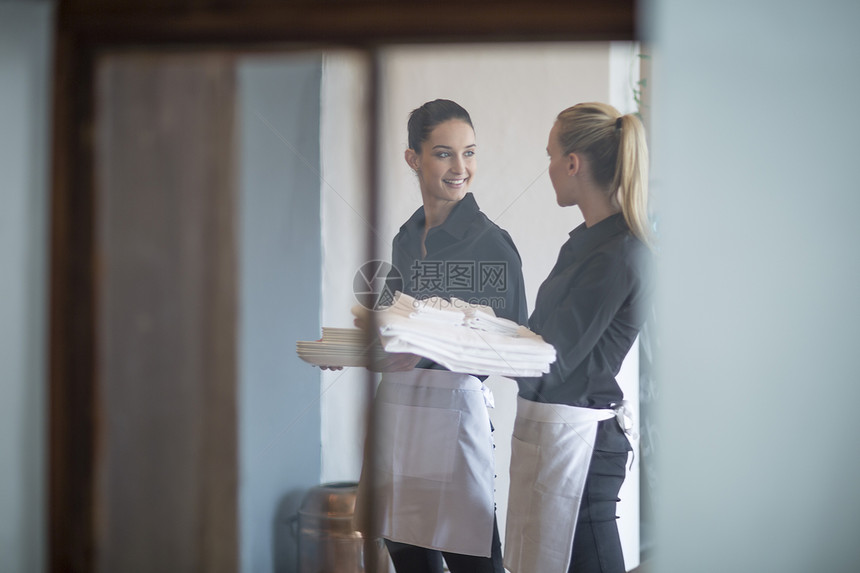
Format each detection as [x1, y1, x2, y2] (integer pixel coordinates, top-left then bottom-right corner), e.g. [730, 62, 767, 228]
[387, 192, 528, 348]
[516, 213, 652, 409]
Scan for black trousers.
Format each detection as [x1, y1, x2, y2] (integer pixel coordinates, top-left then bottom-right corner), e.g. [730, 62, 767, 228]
[567, 427, 630, 573]
[385, 515, 504, 573]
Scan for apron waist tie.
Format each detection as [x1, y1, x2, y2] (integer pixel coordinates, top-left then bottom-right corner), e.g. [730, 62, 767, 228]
[481, 383, 495, 409]
[612, 400, 638, 440]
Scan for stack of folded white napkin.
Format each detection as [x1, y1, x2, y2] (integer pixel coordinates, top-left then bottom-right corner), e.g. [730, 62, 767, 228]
[353, 292, 556, 378]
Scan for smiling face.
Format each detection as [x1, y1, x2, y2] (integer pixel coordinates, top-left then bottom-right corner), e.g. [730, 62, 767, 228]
[407, 119, 477, 205]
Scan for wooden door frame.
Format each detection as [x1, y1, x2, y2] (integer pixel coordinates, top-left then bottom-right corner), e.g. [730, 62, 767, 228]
[48, 1, 638, 571]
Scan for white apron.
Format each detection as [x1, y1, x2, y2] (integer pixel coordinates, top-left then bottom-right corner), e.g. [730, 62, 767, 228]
[504, 396, 616, 573]
[356, 369, 496, 557]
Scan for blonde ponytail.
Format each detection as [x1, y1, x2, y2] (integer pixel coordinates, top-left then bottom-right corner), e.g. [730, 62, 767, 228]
[614, 113, 652, 248]
[555, 103, 653, 248]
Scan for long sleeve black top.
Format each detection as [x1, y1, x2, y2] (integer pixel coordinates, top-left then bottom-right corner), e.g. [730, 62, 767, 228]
[388, 192, 528, 324]
[516, 212, 652, 409]
[387, 193, 529, 370]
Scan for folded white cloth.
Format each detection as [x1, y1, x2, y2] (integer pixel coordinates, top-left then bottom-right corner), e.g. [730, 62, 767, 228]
[387, 297, 466, 326]
[451, 299, 523, 336]
[464, 315, 521, 335]
[379, 316, 555, 364]
[353, 292, 556, 377]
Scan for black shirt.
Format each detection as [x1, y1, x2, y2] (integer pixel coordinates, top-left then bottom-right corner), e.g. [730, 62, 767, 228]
[387, 193, 529, 369]
[516, 212, 652, 409]
[388, 192, 528, 325]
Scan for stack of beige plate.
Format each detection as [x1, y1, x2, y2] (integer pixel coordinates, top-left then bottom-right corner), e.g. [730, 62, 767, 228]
[296, 328, 386, 367]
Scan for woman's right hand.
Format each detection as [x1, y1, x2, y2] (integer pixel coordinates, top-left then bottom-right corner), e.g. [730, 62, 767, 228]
[368, 351, 422, 373]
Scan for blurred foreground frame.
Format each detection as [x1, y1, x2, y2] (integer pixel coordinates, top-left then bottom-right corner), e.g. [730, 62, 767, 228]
[49, 0, 638, 571]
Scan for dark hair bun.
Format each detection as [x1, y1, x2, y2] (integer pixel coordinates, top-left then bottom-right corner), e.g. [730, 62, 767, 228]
[407, 99, 473, 152]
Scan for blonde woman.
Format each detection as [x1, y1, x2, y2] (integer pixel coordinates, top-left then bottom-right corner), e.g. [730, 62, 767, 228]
[505, 103, 653, 573]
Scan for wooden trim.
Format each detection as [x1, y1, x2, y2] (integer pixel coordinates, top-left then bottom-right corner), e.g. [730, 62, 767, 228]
[60, 1, 637, 46]
[92, 54, 239, 572]
[48, 26, 98, 573]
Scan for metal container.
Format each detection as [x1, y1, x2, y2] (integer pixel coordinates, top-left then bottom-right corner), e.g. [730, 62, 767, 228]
[298, 481, 383, 573]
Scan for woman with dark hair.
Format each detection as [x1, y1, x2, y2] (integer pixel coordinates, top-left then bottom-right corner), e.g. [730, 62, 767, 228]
[505, 102, 653, 573]
[359, 99, 527, 573]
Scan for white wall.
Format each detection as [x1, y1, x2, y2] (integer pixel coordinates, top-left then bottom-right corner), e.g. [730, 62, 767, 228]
[0, 3, 53, 572]
[651, 1, 860, 571]
[320, 43, 643, 570]
[319, 50, 374, 484]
